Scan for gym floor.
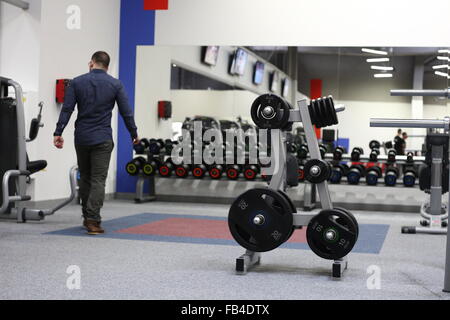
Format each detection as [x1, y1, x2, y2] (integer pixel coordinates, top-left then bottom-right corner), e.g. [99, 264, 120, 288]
[0, 200, 449, 300]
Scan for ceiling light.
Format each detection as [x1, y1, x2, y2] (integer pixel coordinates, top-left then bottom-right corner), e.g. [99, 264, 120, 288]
[366, 58, 390, 63]
[371, 66, 394, 71]
[432, 64, 449, 70]
[437, 56, 450, 61]
[362, 48, 388, 55]
[434, 71, 449, 78]
[374, 73, 393, 78]
[438, 49, 450, 54]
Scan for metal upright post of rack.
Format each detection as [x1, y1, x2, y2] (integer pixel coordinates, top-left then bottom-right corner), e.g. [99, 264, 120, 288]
[370, 87, 450, 292]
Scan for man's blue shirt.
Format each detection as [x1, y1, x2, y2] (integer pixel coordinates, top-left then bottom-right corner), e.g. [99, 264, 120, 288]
[54, 69, 138, 146]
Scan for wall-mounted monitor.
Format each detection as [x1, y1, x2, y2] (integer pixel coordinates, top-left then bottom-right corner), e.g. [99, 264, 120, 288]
[270, 71, 279, 92]
[282, 78, 289, 97]
[230, 48, 248, 76]
[253, 61, 265, 85]
[202, 46, 220, 66]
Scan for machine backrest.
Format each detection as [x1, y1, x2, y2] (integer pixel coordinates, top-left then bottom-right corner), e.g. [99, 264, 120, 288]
[0, 97, 18, 207]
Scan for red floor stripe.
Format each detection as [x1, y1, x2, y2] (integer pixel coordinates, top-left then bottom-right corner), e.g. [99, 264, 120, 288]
[116, 218, 307, 243]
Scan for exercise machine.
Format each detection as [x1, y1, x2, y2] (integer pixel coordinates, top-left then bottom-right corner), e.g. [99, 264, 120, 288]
[370, 86, 450, 292]
[0, 77, 77, 222]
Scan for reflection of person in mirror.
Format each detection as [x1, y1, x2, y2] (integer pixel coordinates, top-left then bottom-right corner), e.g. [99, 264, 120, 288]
[394, 131, 408, 155]
[393, 128, 402, 146]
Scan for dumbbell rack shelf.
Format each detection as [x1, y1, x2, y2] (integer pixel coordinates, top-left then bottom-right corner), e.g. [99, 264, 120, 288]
[323, 153, 426, 164]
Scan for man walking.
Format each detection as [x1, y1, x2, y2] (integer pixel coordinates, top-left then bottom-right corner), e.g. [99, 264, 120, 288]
[54, 51, 139, 235]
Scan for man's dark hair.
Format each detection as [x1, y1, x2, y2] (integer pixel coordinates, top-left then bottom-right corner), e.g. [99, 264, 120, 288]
[91, 51, 110, 69]
[402, 132, 408, 137]
[397, 129, 402, 134]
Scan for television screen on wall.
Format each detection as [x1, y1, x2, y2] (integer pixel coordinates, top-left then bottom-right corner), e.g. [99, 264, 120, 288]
[230, 48, 248, 76]
[270, 71, 279, 92]
[253, 61, 265, 85]
[282, 78, 289, 97]
[202, 46, 220, 66]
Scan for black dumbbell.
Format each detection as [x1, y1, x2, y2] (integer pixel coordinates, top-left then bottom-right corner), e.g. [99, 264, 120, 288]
[297, 144, 309, 160]
[384, 166, 399, 186]
[287, 142, 298, 154]
[208, 164, 224, 180]
[387, 149, 397, 163]
[226, 164, 242, 180]
[333, 147, 345, 162]
[192, 164, 208, 179]
[347, 165, 365, 185]
[369, 147, 380, 162]
[159, 159, 175, 177]
[419, 165, 449, 193]
[403, 167, 417, 187]
[369, 140, 381, 150]
[126, 157, 146, 176]
[319, 144, 328, 158]
[329, 164, 349, 184]
[366, 166, 382, 186]
[351, 147, 364, 162]
[175, 164, 191, 178]
[149, 139, 166, 154]
[165, 140, 179, 155]
[133, 139, 150, 154]
[406, 152, 414, 164]
[243, 164, 260, 181]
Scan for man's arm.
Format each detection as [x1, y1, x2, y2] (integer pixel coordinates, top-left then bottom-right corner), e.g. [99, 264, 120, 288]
[116, 82, 138, 140]
[54, 81, 76, 137]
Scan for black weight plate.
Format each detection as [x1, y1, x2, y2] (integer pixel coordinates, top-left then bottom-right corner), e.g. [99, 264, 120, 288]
[306, 209, 358, 260]
[326, 96, 338, 126]
[333, 207, 359, 238]
[142, 163, 154, 176]
[369, 140, 381, 150]
[304, 159, 331, 184]
[278, 190, 297, 215]
[277, 190, 297, 241]
[126, 163, 138, 176]
[443, 167, 449, 194]
[318, 98, 329, 128]
[308, 100, 319, 127]
[322, 97, 333, 127]
[314, 99, 325, 128]
[313, 99, 323, 127]
[250, 94, 290, 129]
[228, 188, 294, 252]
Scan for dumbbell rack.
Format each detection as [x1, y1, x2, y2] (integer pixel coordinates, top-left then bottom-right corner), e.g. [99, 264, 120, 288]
[236, 99, 350, 278]
[324, 154, 426, 164]
[370, 86, 450, 292]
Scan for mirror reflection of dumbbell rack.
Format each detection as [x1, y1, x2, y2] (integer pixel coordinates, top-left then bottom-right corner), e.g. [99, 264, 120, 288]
[127, 138, 178, 203]
[325, 153, 425, 187]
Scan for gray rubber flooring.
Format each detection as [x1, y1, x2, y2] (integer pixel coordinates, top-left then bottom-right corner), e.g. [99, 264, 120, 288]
[0, 200, 449, 300]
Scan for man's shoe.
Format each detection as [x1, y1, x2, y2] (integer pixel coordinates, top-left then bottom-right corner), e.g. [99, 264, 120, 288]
[85, 220, 105, 235]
